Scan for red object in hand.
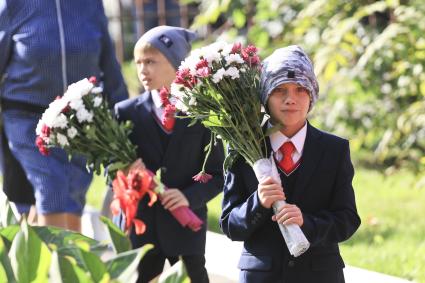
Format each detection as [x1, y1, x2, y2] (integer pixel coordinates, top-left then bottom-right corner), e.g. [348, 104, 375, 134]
[110, 164, 203, 234]
[110, 168, 157, 235]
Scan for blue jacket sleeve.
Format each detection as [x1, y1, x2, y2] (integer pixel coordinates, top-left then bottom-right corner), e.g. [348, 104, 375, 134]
[98, 1, 128, 106]
[0, 1, 12, 80]
[220, 156, 272, 241]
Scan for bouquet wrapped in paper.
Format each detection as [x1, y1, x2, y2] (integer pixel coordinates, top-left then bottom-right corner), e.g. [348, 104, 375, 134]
[35, 77, 202, 234]
[170, 42, 310, 256]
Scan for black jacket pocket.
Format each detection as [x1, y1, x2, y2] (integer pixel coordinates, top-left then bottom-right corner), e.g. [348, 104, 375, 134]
[311, 253, 345, 271]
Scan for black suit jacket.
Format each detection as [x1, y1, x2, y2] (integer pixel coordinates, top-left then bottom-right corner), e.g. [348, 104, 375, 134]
[220, 123, 360, 283]
[115, 91, 224, 256]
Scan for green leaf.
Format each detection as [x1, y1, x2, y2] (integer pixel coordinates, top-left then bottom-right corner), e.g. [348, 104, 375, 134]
[223, 149, 240, 171]
[100, 216, 131, 254]
[33, 226, 98, 251]
[232, 9, 246, 28]
[9, 219, 51, 283]
[0, 193, 18, 228]
[48, 251, 63, 283]
[106, 244, 153, 282]
[0, 226, 20, 249]
[0, 236, 15, 283]
[158, 259, 190, 283]
[79, 249, 109, 282]
[57, 254, 94, 283]
[107, 161, 129, 173]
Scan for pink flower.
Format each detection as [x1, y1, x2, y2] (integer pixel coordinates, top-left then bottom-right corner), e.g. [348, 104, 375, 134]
[192, 171, 213, 183]
[62, 104, 71, 114]
[88, 76, 97, 84]
[41, 124, 51, 137]
[159, 87, 170, 106]
[242, 45, 260, 66]
[35, 136, 49, 156]
[174, 68, 197, 89]
[162, 104, 176, 131]
[195, 59, 209, 70]
[196, 67, 210, 78]
[231, 42, 242, 54]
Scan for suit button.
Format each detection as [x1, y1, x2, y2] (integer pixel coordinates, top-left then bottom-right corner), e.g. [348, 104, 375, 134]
[288, 260, 295, 267]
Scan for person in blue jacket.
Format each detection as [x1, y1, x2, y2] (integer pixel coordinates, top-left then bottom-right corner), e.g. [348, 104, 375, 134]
[0, 0, 128, 231]
[220, 45, 361, 283]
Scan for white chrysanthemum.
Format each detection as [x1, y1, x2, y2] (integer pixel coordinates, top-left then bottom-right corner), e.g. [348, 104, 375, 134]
[50, 113, 68, 129]
[189, 96, 197, 106]
[91, 86, 103, 94]
[175, 99, 188, 113]
[209, 41, 228, 54]
[67, 127, 78, 139]
[69, 98, 84, 111]
[224, 66, 240, 80]
[65, 78, 93, 98]
[170, 83, 189, 100]
[222, 43, 235, 56]
[35, 121, 43, 135]
[212, 68, 226, 83]
[56, 133, 69, 147]
[225, 53, 244, 66]
[93, 96, 103, 107]
[204, 52, 221, 65]
[76, 107, 94, 123]
[37, 100, 62, 130]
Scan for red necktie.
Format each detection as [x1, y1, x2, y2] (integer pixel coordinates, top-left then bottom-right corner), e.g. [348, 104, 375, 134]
[278, 141, 296, 174]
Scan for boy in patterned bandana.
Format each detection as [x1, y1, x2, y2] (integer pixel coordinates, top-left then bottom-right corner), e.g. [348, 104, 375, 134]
[220, 45, 360, 283]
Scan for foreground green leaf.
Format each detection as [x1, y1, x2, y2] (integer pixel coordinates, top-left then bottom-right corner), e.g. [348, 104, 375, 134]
[106, 244, 153, 282]
[8, 219, 51, 283]
[158, 259, 190, 283]
[100, 216, 131, 253]
[0, 236, 15, 282]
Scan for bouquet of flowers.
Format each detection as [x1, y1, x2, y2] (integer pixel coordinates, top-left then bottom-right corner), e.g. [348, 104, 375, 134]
[36, 77, 202, 234]
[170, 42, 310, 257]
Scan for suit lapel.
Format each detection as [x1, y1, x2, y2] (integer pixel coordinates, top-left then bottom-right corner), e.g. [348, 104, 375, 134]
[134, 92, 164, 158]
[291, 123, 324, 203]
[162, 114, 190, 163]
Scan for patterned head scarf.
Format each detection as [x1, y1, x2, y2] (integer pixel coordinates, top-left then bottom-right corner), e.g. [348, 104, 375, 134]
[260, 45, 319, 111]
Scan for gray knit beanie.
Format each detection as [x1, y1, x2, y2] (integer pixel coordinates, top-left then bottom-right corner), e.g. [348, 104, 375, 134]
[260, 45, 319, 111]
[138, 25, 197, 70]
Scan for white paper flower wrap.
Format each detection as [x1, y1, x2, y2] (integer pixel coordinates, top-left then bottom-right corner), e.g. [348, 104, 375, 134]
[252, 157, 310, 257]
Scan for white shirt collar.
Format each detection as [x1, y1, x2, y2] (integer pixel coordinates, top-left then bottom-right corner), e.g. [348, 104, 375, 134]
[269, 122, 307, 156]
[151, 89, 163, 109]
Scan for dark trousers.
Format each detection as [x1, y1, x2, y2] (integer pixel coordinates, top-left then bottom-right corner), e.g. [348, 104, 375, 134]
[137, 250, 209, 283]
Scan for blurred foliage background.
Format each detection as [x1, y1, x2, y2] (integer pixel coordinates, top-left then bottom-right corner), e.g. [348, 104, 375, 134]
[184, 0, 425, 183]
[113, 0, 425, 280]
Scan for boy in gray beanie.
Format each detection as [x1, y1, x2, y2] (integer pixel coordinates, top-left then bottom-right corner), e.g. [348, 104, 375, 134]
[220, 45, 360, 283]
[114, 26, 224, 283]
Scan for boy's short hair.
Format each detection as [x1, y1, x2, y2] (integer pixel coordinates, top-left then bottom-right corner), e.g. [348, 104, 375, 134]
[135, 25, 197, 70]
[134, 41, 161, 55]
[260, 45, 319, 111]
